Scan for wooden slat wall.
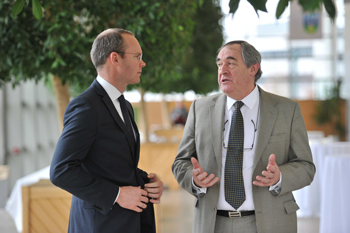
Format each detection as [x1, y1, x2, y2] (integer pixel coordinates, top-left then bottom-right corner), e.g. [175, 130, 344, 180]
[21, 141, 180, 233]
[139, 142, 180, 190]
[22, 179, 72, 233]
[139, 142, 181, 233]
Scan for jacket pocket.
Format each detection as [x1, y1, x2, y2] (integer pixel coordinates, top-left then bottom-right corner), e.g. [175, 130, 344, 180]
[283, 199, 299, 214]
[268, 134, 286, 143]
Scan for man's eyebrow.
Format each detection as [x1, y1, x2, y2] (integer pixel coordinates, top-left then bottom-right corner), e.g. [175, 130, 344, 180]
[216, 56, 237, 62]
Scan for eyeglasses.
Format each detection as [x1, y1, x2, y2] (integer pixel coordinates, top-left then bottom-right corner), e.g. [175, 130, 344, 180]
[116, 52, 143, 61]
[223, 119, 257, 151]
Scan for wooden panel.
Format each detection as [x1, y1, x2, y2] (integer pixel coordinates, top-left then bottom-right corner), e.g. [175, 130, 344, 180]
[31, 200, 60, 232]
[30, 213, 47, 233]
[297, 100, 347, 141]
[22, 186, 30, 233]
[139, 143, 180, 190]
[139, 142, 181, 233]
[50, 199, 71, 218]
[22, 179, 72, 233]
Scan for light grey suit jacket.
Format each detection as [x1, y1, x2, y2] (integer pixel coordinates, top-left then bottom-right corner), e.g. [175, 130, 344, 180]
[172, 87, 315, 233]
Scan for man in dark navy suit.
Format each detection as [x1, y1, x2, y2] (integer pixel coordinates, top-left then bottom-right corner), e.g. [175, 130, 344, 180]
[50, 28, 164, 233]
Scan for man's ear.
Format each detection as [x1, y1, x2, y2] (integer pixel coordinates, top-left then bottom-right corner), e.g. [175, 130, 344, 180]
[109, 52, 119, 65]
[250, 63, 259, 76]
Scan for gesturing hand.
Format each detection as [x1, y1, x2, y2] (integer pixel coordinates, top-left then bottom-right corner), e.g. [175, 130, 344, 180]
[253, 154, 281, 187]
[191, 157, 219, 188]
[145, 173, 164, 204]
[116, 186, 149, 212]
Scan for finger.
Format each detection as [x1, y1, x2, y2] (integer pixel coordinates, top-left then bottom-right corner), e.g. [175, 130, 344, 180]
[196, 172, 208, 181]
[140, 189, 148, 196]
[199, 173, 216, 185]
[268, 154, 276, 167]
[262, 170, 274, 178]
[267, 165, 277, 173]
[255, 175, 270, 183]
[134, 207, 143, 213]
[141, 196, 149, 203]
[138, 202, 147, 209]
[150, 198, 160, 204]
[147, 192, 161, 198]
[145, 181, 161, 188]
[147, 173, 158, 183]
[205, 176, 220, 187]
[191, 157, 201, 170]
[199, 175, 219, 188]
[192, 168, 200, 176]
[145, 187, 161, 194]
[253, 180, 269, 187]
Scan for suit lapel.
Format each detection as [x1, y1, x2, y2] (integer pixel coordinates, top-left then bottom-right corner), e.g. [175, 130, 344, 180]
[91, 80, 136, 157]
[253, 88, 278, 170]
[209, 94, 226, 173]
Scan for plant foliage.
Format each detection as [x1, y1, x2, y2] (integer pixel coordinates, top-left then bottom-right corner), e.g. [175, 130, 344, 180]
[227, 0, 336, 20]
[167, 0, 224, 94]
[1, 0, 198, 95]
[313, 80, 346, 138]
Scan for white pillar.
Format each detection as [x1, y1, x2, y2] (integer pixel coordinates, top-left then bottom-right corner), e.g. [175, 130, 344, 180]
[344, 0, 350, 140]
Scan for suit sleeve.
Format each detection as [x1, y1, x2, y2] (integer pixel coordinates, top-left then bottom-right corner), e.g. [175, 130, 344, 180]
[278, 102, 316, 195]
[172, 100, 198, 195]
[50, 96, 119, 215]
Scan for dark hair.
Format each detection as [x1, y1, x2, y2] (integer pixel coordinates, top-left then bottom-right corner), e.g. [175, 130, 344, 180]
[217, 40, 262, 82]
[90, 28, 134, 70]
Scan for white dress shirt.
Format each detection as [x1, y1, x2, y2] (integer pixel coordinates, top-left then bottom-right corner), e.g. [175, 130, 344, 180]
[96, 76, 124, 121]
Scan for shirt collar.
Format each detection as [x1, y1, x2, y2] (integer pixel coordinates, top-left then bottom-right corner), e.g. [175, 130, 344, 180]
[96, 75, 122, 101]
[226, 85, 259, 111]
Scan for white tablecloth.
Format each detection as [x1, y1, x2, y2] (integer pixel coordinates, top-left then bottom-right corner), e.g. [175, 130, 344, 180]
[5, 166, 50, 233]
[320, 154, 350, 233]
[294, 141, 350, 218]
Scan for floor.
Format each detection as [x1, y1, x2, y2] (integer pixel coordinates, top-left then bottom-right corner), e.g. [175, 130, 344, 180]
[0, 188, 319, 233]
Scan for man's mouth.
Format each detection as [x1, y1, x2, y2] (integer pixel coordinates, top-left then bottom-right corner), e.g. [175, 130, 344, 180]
[221, 78, 229, 83]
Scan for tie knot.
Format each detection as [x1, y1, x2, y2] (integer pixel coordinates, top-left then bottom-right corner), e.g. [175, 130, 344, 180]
[234, 101, 244, 109]
[118, 94, 125, 102]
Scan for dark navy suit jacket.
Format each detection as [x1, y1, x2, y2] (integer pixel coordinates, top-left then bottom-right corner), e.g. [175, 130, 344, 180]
[50, 79, 155, 233]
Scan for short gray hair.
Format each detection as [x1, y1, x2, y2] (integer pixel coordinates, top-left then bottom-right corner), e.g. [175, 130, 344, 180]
[90, 28, 134, 70]
[217, 40, 262, 82]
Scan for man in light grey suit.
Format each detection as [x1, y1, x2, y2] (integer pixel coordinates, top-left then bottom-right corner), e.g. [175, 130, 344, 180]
[172, 40, 315, 233]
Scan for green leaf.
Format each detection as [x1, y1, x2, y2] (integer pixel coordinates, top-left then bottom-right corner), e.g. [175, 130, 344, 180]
[276, 0, 290, 19]
[12, 0, 26, 18]
[32, 0, 42, 20]
[229, 0, 240, 15]
[197, 0, 204, 7]
[299, 0, 322, 12]
[323, 0, 336, 21]
[247, 0, 268, 16]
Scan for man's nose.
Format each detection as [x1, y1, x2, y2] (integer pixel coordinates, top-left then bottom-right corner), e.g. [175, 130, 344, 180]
[141, 60, 146, 67]
[219, 64, 228, 74]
